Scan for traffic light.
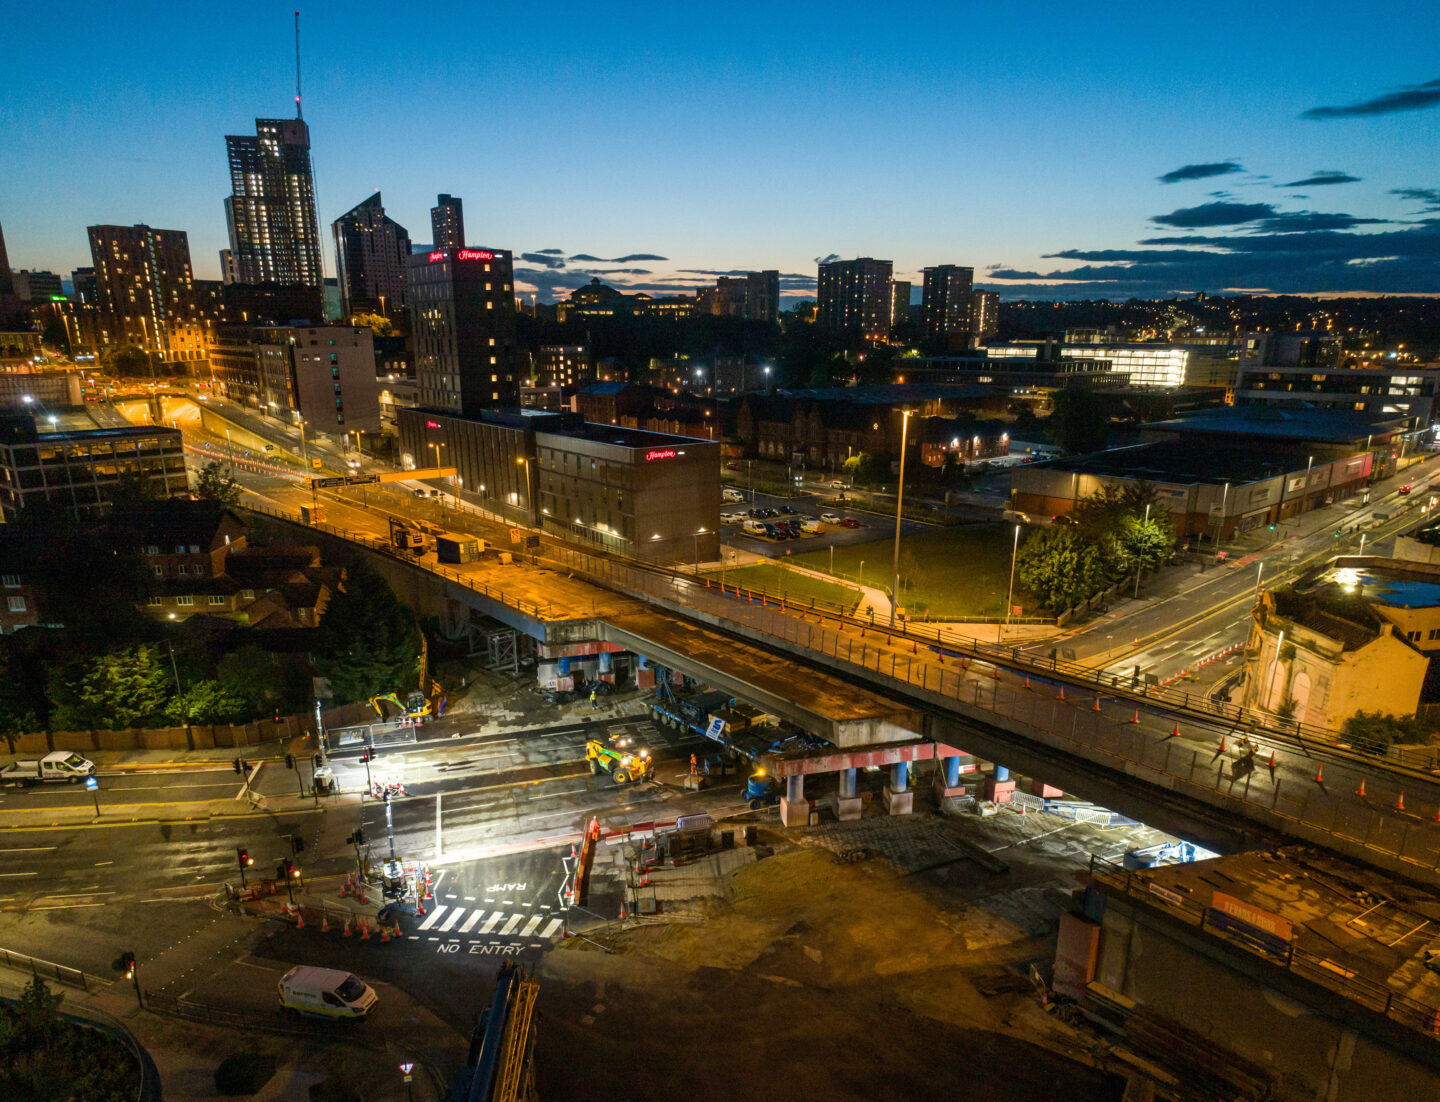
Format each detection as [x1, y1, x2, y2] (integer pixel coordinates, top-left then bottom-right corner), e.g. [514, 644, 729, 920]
[273, 710, 281, 724]
[232, 758, 243, 775]
[311, 753, 322, 769]
[236, 846, 252, 868]
[359, 751, 371, 764]
[277, 860, 296, 881]
[285, 753, 296, 770]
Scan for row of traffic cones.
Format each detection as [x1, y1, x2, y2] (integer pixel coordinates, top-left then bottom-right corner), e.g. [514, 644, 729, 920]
[339, 872, 368, 904]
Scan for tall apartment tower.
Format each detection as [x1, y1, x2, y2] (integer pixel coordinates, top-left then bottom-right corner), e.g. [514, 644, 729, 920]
[224, 118, 323, 289]
[408, 246, 517, 416]
[87, 224, 207, 364]
[0, 220, 12, 298]
[816, 257, 893, 339]
[967, 290, 999, 343]
[920, 264, 975, 339]
[431, 194, 465, 251]
[889, 280, 911, 329]
[332, 192, 412, 318]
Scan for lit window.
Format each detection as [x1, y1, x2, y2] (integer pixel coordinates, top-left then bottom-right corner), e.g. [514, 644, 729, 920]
[177, 596, 194, 607]
[7, 596, 26, 613]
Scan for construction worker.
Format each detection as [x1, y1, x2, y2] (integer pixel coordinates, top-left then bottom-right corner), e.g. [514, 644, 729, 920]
[590, 688, 599, 710]
[690, 753, 698, 776]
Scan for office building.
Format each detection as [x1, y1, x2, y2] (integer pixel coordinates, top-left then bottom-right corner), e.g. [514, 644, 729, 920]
[211, 325, 379, 434]
[816, 257, 893, 339]
[219, 248, 238, 285]
[533, 345, 591, 388]
[0, 412, 186, 520]
[87, 224, 208, 366]
[889, 280, 911, 330]
[332, 192, 411, 319]
[224, 118, 323, 290]
[408, 247, 517, 415]
[920, 264, 975, 342]
[431, 194, 465, 251]
[220, 282, 324, 327]
[70, 267, 97, 305]
[988, 341, 1194, 388]
[396, 406, 720, 563]
[968, 290, 999, 342]
[12, 270, 63, 304]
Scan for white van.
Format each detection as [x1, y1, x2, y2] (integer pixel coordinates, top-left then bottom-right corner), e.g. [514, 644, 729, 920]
[742, 519, 767, 536]
[278, 966, 377, 1019]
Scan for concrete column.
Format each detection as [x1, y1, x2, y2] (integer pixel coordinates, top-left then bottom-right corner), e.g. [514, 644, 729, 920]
[984, 763, 1016, 805]
[944, 757, 962, 788]
[994, 764, 1010, 782]
[836, 767, 861, 821]
[884, 760, 914, 816]
[780, 773, 808, 828]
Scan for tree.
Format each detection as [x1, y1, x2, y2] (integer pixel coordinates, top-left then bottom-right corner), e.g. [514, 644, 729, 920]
[101, 344, 154, 378]
[193, 460, 242, 507]
[842, 451, 891, 487]
[48, 646, 173, 731]
[1050, 387, 1109, 454]
[1016, 527, 1103, 611]
[0, 978, 134, 1101]
[1342, 710, 1433, 750]
[166, 679, 250, 725]
[350, 312, 395, 337]
[311, 563, 422, 704]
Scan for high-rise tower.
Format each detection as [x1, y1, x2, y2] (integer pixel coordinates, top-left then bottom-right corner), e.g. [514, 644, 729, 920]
[332, 193, 411, 318]
[431, 194, 465, 251]
[223, 118, 323, 289]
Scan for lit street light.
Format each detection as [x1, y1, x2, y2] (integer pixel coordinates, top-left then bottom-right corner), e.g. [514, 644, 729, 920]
[890, 410, 912, 628]
[1003, 522, 1021, 641]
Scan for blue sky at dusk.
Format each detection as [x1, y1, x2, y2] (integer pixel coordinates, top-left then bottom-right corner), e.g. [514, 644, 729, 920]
[4, 1, 1438, 301]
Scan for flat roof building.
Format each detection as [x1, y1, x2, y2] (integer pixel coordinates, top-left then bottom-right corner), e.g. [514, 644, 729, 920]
[409, 247, 517, 415]
[332, 192, 411, 319]
[817, 257, 893, 340]
[224, 118, 323, 291]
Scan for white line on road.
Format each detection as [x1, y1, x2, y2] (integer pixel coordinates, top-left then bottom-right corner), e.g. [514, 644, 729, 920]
[519, 915, 543, 937]
[438, 909, 464, 933]
[417, 905, 448, 931]
[0, 872, 39, 878]
[540, 918, 563, 938]
[499, 915, 524, 936]
[478, 912, 505, 934]
[93, 861, 113, 866]
[0, 846, 56, 853]
[458, 911, 483, 934]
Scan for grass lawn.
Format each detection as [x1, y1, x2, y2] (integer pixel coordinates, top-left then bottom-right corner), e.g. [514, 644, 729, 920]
[789, 522, 1034, 619]
[710, 562, 862, 612]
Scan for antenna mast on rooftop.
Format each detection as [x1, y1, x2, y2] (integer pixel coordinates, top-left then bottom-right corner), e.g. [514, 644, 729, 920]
[294, 10, 303, 119]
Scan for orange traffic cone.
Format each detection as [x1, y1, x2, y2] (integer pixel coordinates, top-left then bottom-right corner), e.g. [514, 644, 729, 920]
[1093, 696, 1101, 712]
[416, 898, 426, 917]
[1396, 792, 1406, 812]
[362, 921, 372, 940]
[380, 924, 390, 943]
[339, 875, 350, 898]
[1057, 686, 1065, 701]
[912, 641, 918, 655]
[1357, 778, 1367, 797]
[295, 908, 304, 929]
[1268, 752, 1277, 771]
[321, 911, 331, 933]
[1314, 765, 1324, 784]
[342, 918, 352, 938]
[1024, 674, 1030, 689]
[392, 921, 402, 940]
[1131, 709, 1140, 724]
[992, 667, 1001, 680]
[1171, 721, 1181, 737]
[1217, 737, 1226, 753]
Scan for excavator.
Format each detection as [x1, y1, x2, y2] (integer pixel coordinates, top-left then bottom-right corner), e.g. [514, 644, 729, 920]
[585, 738, 652, 785]
[369, 690, 432, 723]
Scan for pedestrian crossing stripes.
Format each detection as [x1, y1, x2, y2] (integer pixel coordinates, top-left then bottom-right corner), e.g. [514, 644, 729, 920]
[416, 904, 563, 942]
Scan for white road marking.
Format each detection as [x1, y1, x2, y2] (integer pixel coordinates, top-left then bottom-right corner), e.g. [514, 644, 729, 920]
[0, 872, 39, 878]
[478, 912, 505, 934]
[417, 905, 448, 931]
[438, 909, 464, 933]
[499, 914, 524, 936]
[540, 918, 564, 938]
[458, 911, 484, 934]
[519, 915, 543, 937]
[0, 846, 56, 853]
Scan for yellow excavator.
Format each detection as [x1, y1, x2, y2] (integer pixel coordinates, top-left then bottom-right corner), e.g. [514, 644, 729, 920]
[370, 690, 432, 722]
[585, 739, 652, 785]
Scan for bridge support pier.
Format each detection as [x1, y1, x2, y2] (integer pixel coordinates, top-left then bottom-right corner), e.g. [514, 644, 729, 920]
[934, 754, 971, 802]
[983, 763, 1016, 805]
[835, 767, 861, 821]
[884, 761, 913, 816]
[780, 774, 809, 828]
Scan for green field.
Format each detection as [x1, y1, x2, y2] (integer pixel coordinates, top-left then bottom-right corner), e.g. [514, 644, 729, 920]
[710, 562, 862, 612]
[789, 523, 1033, 619]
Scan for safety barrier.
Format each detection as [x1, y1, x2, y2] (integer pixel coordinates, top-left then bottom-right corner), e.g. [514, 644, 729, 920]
[0, 945, 105, 993]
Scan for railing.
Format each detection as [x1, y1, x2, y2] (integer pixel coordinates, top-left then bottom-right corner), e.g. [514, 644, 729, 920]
[143, 990, 314, 1036]
[0, 945, 106, 992]
[1088, 855, 1440, 1042]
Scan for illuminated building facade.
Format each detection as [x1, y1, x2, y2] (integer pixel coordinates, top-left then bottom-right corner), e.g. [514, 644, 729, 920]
[817, 257, 893, 339]
[87, 224, 208, 366]
[224, 118, 324, 290]
[408, 247, 517, 415]
[332, 193, 411, 318]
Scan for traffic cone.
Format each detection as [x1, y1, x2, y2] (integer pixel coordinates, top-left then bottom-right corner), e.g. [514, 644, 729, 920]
[1357, 778, 1367, 797]
[392, 921, 402, 940]
[342, 918, 352, 938]
[1024, 674, 1030, 689]
[1217, 737, 1226, 753]
[1132, 709, 1140, 724]
[1171, 721, 1181, 737]
[1057, 686, 1065, 701]
[356, 883, 367, 905]
[339, 875, 350, 898]
[380, 924, 391, 943]
[1396, 792, 1406, 812]
[913, 641, 918, 655]
[321, 911, 331, 933]
[360, 922, 371, 940]
[295, 908, 305, 929]
[1093, 696, 1101, 712]
[1314, 765, 1324, 784]
[992, 667, 1001, 680]
[416, 897, 426, 917]
[1268, 752, 1277, 771]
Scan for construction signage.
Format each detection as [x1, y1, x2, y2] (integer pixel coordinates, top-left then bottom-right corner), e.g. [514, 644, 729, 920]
[1210, 890, 1293, 945]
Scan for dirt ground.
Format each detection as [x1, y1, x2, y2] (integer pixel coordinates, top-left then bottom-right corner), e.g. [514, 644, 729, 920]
[534, 824, 1129, 1102]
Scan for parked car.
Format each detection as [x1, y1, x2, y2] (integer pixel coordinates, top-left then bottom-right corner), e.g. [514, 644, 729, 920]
[721, 512, 743, 524]
[800, 520, 824, 534]
[726, 461, 744, 471]
[779, 505, 796, 515]
[830, 480, 845, 489]
[821, 512, 842, 524]
[840, 517, 862, 529]
[1400, 484, 1413, 495]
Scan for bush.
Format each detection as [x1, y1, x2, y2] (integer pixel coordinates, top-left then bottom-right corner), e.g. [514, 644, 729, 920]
[215, 1051, 276, 1096]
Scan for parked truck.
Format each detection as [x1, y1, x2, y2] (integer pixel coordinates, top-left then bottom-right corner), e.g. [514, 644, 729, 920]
[436, 534, 484, 564]
[1, 751, 96, 786]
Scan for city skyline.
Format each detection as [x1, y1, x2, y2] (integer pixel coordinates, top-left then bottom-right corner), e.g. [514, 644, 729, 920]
[3, 1, 1438, 302]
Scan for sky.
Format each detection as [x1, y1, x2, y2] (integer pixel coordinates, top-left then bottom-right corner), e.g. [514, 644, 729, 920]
[3, 1, 1438, 302]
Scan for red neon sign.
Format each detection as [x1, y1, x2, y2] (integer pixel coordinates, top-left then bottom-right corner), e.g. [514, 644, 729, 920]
[425, 420, 441, 429]
[456, 249, 494, 261]
[427, 251, 445, 263]
[645, 449, 677, 462]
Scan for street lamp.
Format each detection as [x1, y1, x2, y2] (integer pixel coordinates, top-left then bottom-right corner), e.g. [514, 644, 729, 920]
[890, 410, 912, 628]
[1134, 502, 1151, 599]
[693, 527, 707, 572]
[1003, 523, 1021, 640]
[517, 456, 532, 516]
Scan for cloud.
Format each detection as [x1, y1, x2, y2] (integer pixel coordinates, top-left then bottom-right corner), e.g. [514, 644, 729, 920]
[568, 252, 667, 263]
[1254, 211, 1389, 233]
[1157, 161, 1244, 184]
[814, 253, 841, 265]
[1391, 187, 1440, 212]
[1150, 202, 1277, 228]
[1302, 77, 1440, 119]
[1277, 171, 1360, 187]
[535, 248, 564, 255]
[520, 252, 567, 268]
